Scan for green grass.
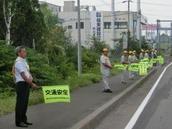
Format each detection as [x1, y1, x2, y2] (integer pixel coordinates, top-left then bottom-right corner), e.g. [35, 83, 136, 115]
[0, 90, 43, 116]
[0, 67, 121, 116]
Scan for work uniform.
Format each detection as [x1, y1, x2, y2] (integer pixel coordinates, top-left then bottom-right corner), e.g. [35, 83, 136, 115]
[100, 54, 111, 90]
[14, 57, 32, 125]
[128, 54, 135, 79]
[133, 53, 139, 77]
[144, 52, 149, 59]
[139, 52, 144, 60]
[121, 55, 128, 83]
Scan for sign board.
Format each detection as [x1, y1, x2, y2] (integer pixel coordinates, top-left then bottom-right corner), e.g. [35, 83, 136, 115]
[139, 62, 148, 76]
[42, 85, 70, 103]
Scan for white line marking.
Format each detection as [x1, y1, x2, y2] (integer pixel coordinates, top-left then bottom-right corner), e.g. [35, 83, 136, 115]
[124, 62, 172, 129]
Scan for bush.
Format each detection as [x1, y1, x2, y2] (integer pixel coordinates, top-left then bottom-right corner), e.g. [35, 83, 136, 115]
[68, 73, 102, 90]
[0, 41, 15, 89]
[82, 49, 99, 72]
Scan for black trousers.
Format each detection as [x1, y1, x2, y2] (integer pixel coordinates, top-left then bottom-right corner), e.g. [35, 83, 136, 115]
[15, 81, 30, 125]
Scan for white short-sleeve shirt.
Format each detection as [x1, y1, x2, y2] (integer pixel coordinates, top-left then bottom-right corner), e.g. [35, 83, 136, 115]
[14, 57, 32, 83]
[121, 55, 128, 64]
[100, 55, 111, 76]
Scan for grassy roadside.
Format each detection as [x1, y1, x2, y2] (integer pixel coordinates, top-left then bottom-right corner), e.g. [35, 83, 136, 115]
[0, 67, 120, 116]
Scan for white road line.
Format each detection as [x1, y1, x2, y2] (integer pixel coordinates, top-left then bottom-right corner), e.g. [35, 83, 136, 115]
[124, 62, 172, 129]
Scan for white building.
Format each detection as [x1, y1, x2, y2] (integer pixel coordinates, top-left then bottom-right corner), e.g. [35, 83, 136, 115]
[44, 1, 148, 48]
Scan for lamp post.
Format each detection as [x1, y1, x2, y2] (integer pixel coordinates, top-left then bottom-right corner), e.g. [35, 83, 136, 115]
[77, 0, 82, 76]
[137, 0, 142, 48]
[122, 0, 132, 50]
[112, 0, 116, 48]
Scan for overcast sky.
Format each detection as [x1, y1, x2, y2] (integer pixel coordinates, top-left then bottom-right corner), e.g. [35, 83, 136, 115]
[41, 0, 172, 26]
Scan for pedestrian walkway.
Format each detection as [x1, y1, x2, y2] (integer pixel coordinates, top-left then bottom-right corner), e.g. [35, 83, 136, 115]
[0, 72, 141, 129]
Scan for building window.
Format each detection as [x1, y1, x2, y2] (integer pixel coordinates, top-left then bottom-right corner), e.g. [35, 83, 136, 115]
[76, 22, 84, 29]
[97, 27, 101, 32]
[115, 22, 127, 29]
[104, 22, 111, 29]
[96, 12, 101, 17]
[97, 18, 101, 22]
[97, 23, 101, 26]
[68, 25, 72, 29]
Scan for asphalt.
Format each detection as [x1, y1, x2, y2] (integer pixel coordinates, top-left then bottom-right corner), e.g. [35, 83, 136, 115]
[133, 64, 172, 129]
[95, 64, 164, 129]
[0, 71, 139, 129]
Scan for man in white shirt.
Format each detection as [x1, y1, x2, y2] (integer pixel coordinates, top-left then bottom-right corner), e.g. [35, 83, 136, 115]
[139, 49, 144, 60]
[14, 46, 39, 128]
[100, 48, 112, 93]
[144, 50, 150, 59]
[121, 50, 129, 84]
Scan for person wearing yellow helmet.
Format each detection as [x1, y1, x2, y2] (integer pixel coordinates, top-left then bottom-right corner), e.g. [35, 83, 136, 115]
[144, 50, 149, 59]
[121, 50, 129, 84]
[100, 48, 113, 93]
[151, 49, 155, 58]
[128, 51, 135, 80]
[139, 49, 144, 60]
[133, 50, 139, 77]
[133, 50, 138, 62]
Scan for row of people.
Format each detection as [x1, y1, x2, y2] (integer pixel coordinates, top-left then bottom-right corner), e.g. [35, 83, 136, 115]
[100, 48, 159, 93]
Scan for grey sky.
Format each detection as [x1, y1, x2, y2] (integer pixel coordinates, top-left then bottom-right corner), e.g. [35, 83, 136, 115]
[41, 0, 172, 25]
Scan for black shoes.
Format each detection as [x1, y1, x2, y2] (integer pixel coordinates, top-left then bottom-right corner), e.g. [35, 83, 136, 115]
[103, 89, 113, 93]
[16, 122, 33, 128]
[24, 122, 33, 125]
[16, 122, 28, 128]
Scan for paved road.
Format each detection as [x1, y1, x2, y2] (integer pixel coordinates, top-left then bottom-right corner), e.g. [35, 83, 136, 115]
[132, 64, 172, 129]
[0, 72, 138, 129]
[96, 63, 172, 129]
[95, 65, 167, 129]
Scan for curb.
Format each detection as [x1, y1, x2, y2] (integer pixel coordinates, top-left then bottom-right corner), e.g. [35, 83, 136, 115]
[70, 68, 157, 129]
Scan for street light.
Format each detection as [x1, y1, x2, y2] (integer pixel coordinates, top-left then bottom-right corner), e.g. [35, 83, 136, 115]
[112, 0, 116, 48]
[77, 0, 82, 76]
[137, 0, 142, 48]
[122, 0, 133, 50]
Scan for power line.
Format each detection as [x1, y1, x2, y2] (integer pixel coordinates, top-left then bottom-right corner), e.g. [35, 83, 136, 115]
[130, 1, 172, 7]
[98, 0, 172, 7]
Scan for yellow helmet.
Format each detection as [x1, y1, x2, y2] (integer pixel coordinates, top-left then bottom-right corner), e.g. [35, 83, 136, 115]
[102, 48, 108, 52]
[129, 51, 133, 54]
[123, 50, 128, 54]
[141, 49, 144, 52]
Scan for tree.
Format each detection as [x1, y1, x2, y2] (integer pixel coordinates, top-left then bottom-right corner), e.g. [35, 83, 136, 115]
[11, 0, 46, 49]
[90, 36, 108, 54]
[2, 0, 16, 45]
[40, 3, 58, 30]
[0, 0, 6, 40]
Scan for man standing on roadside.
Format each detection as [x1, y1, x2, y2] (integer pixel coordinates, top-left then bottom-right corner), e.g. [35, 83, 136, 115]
[100, 48, 113, 93]
[121, 50, 129, 84]
[14, 46, 39, 128]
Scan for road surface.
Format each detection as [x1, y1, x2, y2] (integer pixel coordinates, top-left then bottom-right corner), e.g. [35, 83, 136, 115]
[96, 64, 172, 129]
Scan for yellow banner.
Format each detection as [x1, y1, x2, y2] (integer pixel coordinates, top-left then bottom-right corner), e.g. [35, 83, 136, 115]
[139, 62, 148, 76]
[128, 63, 139, 72]
[114, 64, 127, 70]
[157, 56, 164, 65]
[42, 85, 70, 103]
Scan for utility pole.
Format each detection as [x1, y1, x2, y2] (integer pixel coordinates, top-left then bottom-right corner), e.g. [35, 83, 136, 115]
[157, 20, 160, 51]
[112, 0, 115, 48]
[137, 0, 142, 48]
[77, 0, 82, 76]
[127, 0, 132, 50]
[123, 0, 132, 50]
